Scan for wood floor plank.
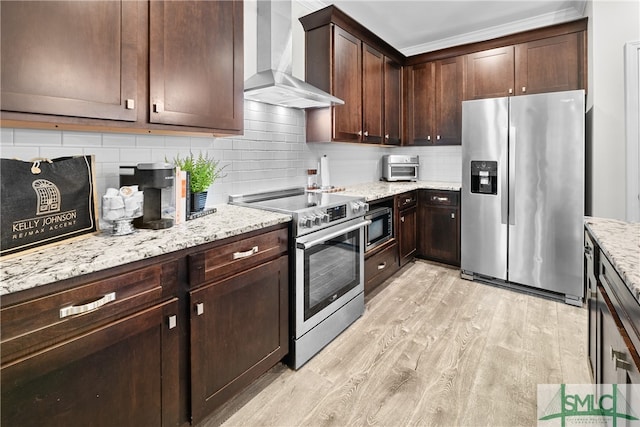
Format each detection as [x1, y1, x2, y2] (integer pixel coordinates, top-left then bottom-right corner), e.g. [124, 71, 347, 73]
[198, 260, 590, 427]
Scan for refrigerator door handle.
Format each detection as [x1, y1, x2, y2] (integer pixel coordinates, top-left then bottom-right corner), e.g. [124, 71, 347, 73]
[501, 127, 509, 225]
[508, 126, 516, 226]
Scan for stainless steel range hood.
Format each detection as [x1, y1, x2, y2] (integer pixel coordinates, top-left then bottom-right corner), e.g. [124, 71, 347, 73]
[244, 1, 344, 109]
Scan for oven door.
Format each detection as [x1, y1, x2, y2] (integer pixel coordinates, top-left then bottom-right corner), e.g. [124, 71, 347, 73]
[294, 218, 370, 338]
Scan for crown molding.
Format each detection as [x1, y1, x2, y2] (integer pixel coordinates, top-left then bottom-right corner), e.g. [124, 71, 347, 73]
[401, 7, 585, 56]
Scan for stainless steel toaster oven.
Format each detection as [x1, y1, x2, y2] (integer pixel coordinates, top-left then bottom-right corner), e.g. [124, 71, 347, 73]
[381, 155, 419, 181]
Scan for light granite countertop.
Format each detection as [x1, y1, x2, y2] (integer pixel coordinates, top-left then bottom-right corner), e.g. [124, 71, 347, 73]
[0, 204, 291, 296]
[340, 181, 461, 201]
[585, 217, 640, 304]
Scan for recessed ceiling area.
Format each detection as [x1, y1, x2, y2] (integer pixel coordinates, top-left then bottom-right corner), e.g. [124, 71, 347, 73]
[308, 0, 587, 55]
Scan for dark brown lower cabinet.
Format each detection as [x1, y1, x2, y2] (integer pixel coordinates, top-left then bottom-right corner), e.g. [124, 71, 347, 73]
[365, 241, 399, 295]
[189, 255, 289, 424]
[417, 190, 460, 266]
[1, 299, 180, 427]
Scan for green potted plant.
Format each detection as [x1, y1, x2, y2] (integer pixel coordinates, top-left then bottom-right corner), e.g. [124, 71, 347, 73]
[170, 152, 226, 212]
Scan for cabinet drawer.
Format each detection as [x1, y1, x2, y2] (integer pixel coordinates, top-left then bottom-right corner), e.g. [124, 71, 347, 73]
[189, 228, 288, 288]
[422, 190, 459, 206]
[396, 192, 417, 209]
[365, 242, 399, 293]
[1, 264, 163, 364]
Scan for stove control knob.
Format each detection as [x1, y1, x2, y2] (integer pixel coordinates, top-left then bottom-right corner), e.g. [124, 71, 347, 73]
[350, 201, 360, 213]
[299, 216, 312, 228]
[312, 213, 322, 226]
[321, 213, 330, 223]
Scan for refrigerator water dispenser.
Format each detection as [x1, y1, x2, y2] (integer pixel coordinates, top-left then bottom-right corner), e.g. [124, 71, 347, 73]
[470, 161, 497, 194]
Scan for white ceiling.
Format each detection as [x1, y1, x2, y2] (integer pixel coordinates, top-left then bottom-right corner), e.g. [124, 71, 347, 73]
[306, 0, 587, 55]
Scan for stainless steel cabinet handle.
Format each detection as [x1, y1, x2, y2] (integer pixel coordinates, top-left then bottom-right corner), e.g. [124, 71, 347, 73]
[60, 292, 116, 319]
[436, 135, 441, 140]
[427, 135, 431, 141]
[385, 134, 389, 139]
[358, 130, 363, 136]
[401, 216, 405, 223]
[610, 346, 632, 371]
[168, 315, 177, 330]
[451, 213, 455, 219]
[433, 196, 448, 202]
[364, 131, 369, 137]
[378, 262, 386, 270]
[125, 99, 135, 110]
[195, 302, 204, 316]
[508, 88, 513, 94]
[233, 246, 258, 260]
[405, 198, 412, 203]
[522, 86, 526, 93]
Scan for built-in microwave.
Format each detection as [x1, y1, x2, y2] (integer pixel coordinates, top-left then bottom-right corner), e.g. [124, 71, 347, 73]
[365, 207, 393, 251]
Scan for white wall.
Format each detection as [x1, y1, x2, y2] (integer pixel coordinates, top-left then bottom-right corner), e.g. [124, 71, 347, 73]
[588, 0, 640, 220]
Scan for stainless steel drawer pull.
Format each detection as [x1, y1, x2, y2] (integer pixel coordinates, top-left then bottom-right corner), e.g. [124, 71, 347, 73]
[610, 346, 632, 371]
[59, 292, 116, 319]
[451, 213, 455, 219]
[401, 216, 405, 223]
[433, 196, 449, 202]
[196, 303, 204, 316]
[233, 246, 259, 260]
[378, 262, 387, 270]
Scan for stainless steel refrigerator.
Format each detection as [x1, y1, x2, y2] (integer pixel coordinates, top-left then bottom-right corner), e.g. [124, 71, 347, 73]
[461, 90, 585, 305]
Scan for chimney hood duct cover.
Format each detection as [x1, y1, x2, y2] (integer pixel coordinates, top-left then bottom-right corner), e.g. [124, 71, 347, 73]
[244, 1, 344, 109]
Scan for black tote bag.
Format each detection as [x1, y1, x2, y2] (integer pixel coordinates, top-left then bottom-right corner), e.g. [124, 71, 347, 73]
[1, 156, 99, 257]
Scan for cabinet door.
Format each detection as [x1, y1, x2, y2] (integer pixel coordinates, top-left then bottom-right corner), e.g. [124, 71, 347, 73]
[332, 26, 362, 142]
[398, 206, 417, 266]
[515, 33, 582, 95]
[149, 0, 243, 131]
[434, 56, 464, 145]
[465, 46, 515, 99]
[362, 44, 384, 144]
[1, 1, 138, 121]
[190, 256, 288, 424]
[418, 204, 460, 266]
[384, 58, 402, 145]
[1, 299, 180, 427]
[408, 62, 435, 145]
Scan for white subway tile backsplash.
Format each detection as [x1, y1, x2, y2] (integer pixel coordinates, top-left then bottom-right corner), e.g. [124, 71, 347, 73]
[63, 131, 102, 147]
[2, 102, 460, 211]
[14, 129, 62, 146]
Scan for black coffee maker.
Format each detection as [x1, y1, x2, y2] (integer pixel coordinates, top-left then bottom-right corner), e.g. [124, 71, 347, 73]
[120, 163, 175, 229]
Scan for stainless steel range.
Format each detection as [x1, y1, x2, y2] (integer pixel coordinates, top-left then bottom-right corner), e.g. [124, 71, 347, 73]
[230, 188, 369, 369]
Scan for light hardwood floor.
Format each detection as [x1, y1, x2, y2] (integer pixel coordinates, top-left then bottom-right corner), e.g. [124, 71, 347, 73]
[199, 260, 591, 427]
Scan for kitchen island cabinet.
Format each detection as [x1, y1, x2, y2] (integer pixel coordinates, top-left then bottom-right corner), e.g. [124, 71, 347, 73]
[585, 218, 640, 394]
[1, 0, 243, 136]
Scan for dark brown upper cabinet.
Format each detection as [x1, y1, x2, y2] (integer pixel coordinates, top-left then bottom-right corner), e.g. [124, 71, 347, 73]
[1, 1, 138, 122]
[300, 6, 405, 145]
[362, 43, 385, 144]
[384, 58, 402, 145]
[515, 33, 583, 95]
[406, 56, 463, 146]
[465, 46, 515, 100]
[465, 32, 584, 99]
[1, 0, 244, 136]
[149, 0, 243, 131]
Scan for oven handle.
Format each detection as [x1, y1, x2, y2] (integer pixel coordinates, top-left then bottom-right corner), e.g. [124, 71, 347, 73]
[297, 219, 371, 250]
